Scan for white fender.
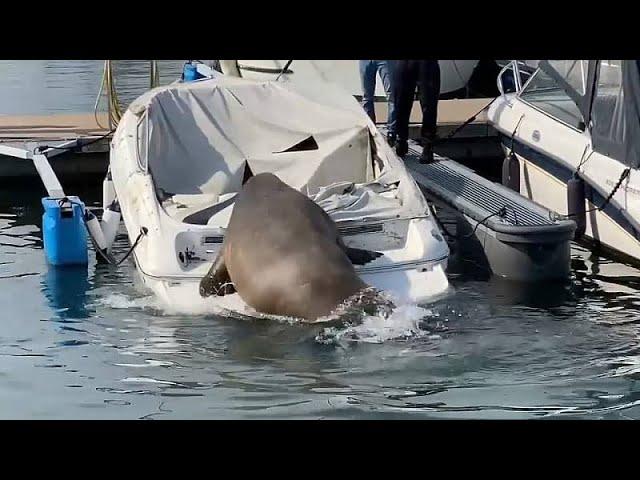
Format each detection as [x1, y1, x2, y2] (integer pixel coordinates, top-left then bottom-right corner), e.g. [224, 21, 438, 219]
[103, 169, 116, 211]
[101, 200, 121, 251]
[85, 210, 108, 252]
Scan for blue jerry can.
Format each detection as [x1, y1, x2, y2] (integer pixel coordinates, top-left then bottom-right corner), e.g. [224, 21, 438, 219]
[183, 63, 204, 82]
[41, 196, 88, 266]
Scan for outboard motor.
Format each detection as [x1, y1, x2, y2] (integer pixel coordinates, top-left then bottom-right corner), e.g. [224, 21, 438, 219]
[567, 173, 586, 239]
[502, 151, 520, 193]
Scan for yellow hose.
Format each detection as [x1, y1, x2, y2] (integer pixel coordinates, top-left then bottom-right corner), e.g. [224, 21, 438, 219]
[94, 60, 161, 130]
[104, 60, 123, 129]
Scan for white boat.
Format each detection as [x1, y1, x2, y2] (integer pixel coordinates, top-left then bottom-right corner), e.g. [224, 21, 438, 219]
[108, 70, 450, 313]
[216, 60, 479, 99]
[488, 60, 640, 263]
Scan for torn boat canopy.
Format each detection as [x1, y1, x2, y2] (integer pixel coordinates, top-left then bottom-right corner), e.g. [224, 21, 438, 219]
[130, 75, 379, 198]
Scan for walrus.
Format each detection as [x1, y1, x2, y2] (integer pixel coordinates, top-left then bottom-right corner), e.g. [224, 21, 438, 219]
[199, 172, 390, 321]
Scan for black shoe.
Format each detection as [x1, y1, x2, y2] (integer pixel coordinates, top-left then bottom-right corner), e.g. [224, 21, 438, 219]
[395, 140, 408, 157]
[420, 143, 434, 164]
[386, 133, 397, 147]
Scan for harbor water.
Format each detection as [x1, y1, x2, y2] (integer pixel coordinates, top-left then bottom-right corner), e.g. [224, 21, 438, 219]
[2, 61, 640, 419]
[0, 60, 185, 115]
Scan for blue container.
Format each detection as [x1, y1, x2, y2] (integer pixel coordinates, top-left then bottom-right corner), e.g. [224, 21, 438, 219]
[41, 196, 88, 266]
[183, 63, 204, 82]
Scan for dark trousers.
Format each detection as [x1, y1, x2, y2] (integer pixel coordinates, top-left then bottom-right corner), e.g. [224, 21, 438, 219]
[393, 60, 441, 142]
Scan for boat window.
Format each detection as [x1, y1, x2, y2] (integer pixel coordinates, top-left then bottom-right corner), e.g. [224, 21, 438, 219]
[546, 60, 589, 95]
[590, 61, 632, 164]
[519, 68, 585, 130]
[593, 61, 622, 103]
[591, 61, 622, 125]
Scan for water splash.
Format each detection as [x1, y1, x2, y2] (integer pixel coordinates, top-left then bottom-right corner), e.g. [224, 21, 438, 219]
[99, 285, 438, 345]
[315, 297, 435, 345]
[97, 293, 160, 311]
[95, 287, 241, 317]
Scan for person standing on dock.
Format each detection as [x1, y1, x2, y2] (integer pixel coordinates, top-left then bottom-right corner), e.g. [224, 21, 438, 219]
[393, 60, 441, 163]
[359, 60, 397, 146]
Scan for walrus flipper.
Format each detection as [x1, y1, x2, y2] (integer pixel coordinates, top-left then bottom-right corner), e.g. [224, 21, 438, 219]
[199, 252, 236, 297]
[344, 247, 384, 266]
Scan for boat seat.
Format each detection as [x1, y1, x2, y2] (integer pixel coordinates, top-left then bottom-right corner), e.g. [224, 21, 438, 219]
[186, 193, 237, 226]
[171, 193, 220, 207]
[162, 192, 237, 225]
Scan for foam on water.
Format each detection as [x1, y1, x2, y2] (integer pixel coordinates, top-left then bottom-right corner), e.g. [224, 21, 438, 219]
[98, 293, 159, 310]
[98, 284, 436, 344]
[315, 299, 434, 344]
[97, 288, 252, 318]
[98, 290, 343, 324]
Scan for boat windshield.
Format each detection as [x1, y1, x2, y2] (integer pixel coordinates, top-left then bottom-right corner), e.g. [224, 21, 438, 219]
[546, 60, 590, 95]
[519, 67, 585, 130]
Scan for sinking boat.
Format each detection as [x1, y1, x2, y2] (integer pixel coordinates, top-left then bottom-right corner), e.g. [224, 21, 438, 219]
[107, 70, 450, 311]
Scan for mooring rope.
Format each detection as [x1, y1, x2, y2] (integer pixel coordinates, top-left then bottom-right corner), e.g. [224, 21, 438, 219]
[56, 197, 147, 267]
[428, 202, 509, 240]
[553, 167, 632, 223]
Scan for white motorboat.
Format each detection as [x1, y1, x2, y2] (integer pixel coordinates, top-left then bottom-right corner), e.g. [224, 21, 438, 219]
[488, 60, 640, 263]
[107, 70, 450, 313]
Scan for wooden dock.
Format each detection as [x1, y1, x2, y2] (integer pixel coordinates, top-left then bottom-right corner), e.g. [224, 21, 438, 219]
[0, 113, 110, 141]
[375, 97, 495, 139]
[0, 98, 497, 180]
[0, 113, 111, 179]
[376, 97, 500, 161]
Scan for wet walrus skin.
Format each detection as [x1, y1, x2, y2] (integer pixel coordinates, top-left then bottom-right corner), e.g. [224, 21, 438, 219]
[199, 172, 384, 320]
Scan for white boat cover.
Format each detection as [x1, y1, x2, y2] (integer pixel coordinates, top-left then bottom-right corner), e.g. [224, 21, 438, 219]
[310, 174, 404, 222]
[124, 74, 428, 223]
[128, 76, 378, 200]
